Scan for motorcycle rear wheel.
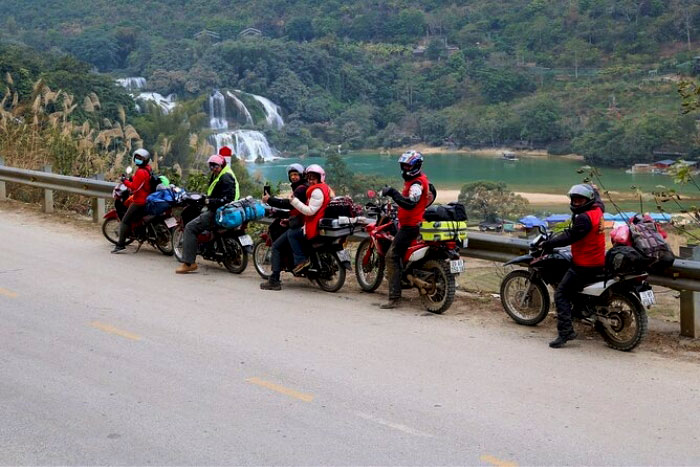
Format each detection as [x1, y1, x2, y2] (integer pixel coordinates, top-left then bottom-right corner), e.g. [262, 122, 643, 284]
[152, 223, 174, 256]
[354, 239, 385, 292]
[316, 251, 346, 292]
[222, 237, 248, 274]
[596, 293, 648, 351]
[500, 269, 550, 325]
[420, 259, 455, 314]
[253, 240, 272, 279]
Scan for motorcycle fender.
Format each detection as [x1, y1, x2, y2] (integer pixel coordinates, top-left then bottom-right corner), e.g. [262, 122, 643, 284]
[408, 246, 429, 263]
[504, 254, 533, 267]
[580, 277, 620, 296]
[103, 209, 119, 220]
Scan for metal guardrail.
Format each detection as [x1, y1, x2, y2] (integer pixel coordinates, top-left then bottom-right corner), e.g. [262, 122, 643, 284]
[1, 160, 699, 337]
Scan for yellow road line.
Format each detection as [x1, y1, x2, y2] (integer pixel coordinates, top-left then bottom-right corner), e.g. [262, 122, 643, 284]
[90, 321, 142, 341]
[480, 455, 518, 467]
[246, 377, 314, 402]
[0, 287, 18, 298]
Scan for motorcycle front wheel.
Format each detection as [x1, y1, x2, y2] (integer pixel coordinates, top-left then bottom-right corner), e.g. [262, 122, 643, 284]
[500, 269, 550, 325]
[316, 251, 346, 292]
[102, 218, 133, 246]
[172, 228, 185, 262]
[596, 292, 648, 351]
[253, 240, 272, 279]
[420, 259, 455, 314]
[222, 237, 248, 274]
[354, 239, 385, 292]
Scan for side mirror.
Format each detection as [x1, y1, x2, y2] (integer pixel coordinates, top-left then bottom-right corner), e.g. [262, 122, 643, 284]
[125, 166, 133, 175]
[538, 225, 547, 235]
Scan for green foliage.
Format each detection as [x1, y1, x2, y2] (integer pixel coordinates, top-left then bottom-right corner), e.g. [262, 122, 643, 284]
[458, 181, 530, 220]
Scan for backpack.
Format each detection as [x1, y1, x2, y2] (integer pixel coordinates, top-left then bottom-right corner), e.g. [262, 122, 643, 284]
[605, 245, 650, 276]
[146, 168, 162, 193]
[145, 187, 176, 216]
[629, 220, 675, 273]
[325, 196, 360, 218]
[423, 202, 468, 222]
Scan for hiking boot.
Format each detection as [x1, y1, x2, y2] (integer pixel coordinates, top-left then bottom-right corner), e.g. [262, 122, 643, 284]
[260, 280, 282, 291]
[549, 331, 578, 348]
[380, 299, 400, 309]
[111, 245, 126, 254]
[175, 263, 198, 274]
[292, 259, 311, 274]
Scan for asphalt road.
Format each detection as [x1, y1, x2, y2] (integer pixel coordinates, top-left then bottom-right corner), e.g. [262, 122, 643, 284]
[1, 208, 700, 466]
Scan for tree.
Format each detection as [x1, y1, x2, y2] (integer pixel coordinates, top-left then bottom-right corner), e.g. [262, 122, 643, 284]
[458, 181, 529, 220]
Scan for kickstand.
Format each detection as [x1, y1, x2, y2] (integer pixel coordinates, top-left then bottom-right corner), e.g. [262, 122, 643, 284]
[135, 241, 144, 253]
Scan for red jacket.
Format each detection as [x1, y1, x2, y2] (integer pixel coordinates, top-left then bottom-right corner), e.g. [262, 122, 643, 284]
[123, 165, 152, 205]
[304, 183, 331, 239]
[398, 173, 430, 228]
[571, 207, 606, 267]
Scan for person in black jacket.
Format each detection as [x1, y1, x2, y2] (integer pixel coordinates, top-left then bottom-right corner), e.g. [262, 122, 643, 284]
[260, 164, 308, 290]
[176, 154, 239, 274]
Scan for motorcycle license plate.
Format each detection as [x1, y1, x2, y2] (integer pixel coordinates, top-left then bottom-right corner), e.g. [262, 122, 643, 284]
[640, 289, 655, 307]
[164, 217, 178, 229]
[450, 259, 465, 274]
[238, 234, 253, 247]
[337, 249, 351, 263]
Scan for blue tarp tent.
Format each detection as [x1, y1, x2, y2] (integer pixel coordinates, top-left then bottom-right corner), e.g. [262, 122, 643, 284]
[604, 212, 637, 222]
[545, 214, 570, 225]
[519, 215, 547, 228]
[648, 212, 671, 223]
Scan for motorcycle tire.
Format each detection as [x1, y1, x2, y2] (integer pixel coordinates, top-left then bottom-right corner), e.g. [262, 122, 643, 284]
[172, 227, 185, 263]
[222, 237, 248, 274]
[316, 251, 346, 293]
[152, 222, 174, 256]
[596, 292, 648, 351]
[102, 218, 133, 246]
[253, 240, 272, 280]
[419, 260, 456, 314]
[500, 269, 550, 326]
[354, 239, 385, 292]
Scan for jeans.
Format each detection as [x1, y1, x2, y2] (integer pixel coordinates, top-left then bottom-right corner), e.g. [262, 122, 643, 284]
[385, 226, 420, 300]
[554, 266, 603, 335]
[118, 203, 146, 246]
[182, 210, 215, 265]
[270, 229, 293, 282]
[287, 226, 307, 266]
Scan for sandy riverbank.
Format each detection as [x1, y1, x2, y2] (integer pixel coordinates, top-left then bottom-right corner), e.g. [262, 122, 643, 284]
[359, 145, 584, 160]
[435, 189, 570, 204]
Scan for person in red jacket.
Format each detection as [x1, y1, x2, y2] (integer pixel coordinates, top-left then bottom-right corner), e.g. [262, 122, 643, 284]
[111, 149, 152, 253]
[540, 184, 606, 348]
[379, 150, 430, 309]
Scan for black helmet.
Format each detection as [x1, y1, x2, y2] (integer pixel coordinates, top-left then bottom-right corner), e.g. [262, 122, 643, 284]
[567, 184, 596, 214]
[133, 148, 151, 166]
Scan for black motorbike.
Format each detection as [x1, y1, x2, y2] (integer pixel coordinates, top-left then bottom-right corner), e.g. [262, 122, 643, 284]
[170, 192, 251, 273]
[253, 206, 353, 293]
[499, 226, 653, 351]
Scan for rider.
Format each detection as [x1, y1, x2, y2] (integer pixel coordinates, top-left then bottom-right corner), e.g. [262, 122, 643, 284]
[260, 163, 309, 291]
[540, 183, 606, 348]
[111, 148, 153, 254]
[379, 150, 431, 309]
[286, 164, 332, 275]
[175, 153, 239, 274]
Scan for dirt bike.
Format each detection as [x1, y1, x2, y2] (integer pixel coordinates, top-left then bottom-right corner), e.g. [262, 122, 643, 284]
[170, 192, 251, 273]
[102, 167, 175, 255]
[355, 196, 464, 314]
[499, 225, 653, 351]
[253, 206, 354, 292]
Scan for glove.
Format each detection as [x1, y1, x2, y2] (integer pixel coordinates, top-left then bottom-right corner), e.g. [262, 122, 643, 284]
[120, 175, 126, 182]
[380, 186, 394, 197]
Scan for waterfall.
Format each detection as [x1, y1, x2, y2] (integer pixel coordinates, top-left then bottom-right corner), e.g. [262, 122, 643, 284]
[251, 94, 284, 129]
[208, 90, 228, 130]
[116, 77, 147, 90]
[211, 130, 278, 162]
[135, 92, 176, 113]
[226, 91, 254, 125]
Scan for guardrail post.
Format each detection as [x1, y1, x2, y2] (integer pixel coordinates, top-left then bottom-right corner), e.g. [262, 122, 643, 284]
[92, 174, 105, 223]
[679, 245, 700, 338]
[0, 157, 6, 201]
[42, 164, 54, 213]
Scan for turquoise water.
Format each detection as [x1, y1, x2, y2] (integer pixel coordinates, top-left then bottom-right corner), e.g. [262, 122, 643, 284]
[246, 153, 693, 196]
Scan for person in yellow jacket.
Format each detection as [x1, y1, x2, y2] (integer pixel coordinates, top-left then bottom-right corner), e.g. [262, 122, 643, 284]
[176, 153, 239, 273]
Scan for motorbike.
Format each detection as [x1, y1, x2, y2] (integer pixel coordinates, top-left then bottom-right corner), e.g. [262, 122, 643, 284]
[170, 192, 252, 273]
[102, 166, 175, 255]
[499, 225, 653, 351]
[253, 206, 354, 292]
[355, 196, 464, 314]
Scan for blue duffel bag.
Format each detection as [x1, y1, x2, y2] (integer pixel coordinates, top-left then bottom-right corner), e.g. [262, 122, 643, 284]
[146, 188, 176, 216]
[215, 197, 266, 228]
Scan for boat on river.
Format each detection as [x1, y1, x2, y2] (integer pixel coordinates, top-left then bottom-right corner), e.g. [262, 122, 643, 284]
[502, 151, 518, 161]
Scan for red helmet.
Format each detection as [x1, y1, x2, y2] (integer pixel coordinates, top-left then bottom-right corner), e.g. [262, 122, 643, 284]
[219, 146, 233, 157]
[207, 154, 226, 167]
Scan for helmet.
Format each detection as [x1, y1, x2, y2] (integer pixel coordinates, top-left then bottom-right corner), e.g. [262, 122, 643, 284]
[567, 184, 596, 213]
[287, 163, 305, 180]
[207, 154, 226, 167]
[219, 146, 233, 158]
[398, 150, 423, 179]
[305, 164, 326, 183]
[133, 148, 151, 166]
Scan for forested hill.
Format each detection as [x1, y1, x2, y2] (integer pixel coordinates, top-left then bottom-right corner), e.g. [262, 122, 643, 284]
[1, 0, 699, 166]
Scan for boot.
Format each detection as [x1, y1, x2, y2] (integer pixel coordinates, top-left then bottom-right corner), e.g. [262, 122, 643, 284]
[175, 263, 198, 274]
[111, 244, 126, 254]
[549, 331, 577, 348]
[260, 279, 282, 291]
[380, 298, 400, 309]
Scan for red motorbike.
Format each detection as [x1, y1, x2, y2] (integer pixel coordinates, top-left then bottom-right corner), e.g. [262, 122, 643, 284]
[102, 167, 176, 255]
[355, 196, 464, 314]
